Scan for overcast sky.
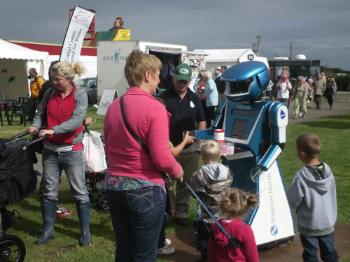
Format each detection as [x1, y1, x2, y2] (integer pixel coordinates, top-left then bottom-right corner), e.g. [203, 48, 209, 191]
[1, 0, 349, 70]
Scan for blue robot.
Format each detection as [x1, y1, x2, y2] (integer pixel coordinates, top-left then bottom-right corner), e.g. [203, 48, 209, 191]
[194, 61, 295, 247]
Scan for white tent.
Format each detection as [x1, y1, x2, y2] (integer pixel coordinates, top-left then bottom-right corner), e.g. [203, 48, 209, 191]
[0, 39, 49, 99]
[194, 48, 268, 73]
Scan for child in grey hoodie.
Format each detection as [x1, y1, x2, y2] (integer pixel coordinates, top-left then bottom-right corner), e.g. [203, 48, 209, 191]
[191, 140, 233, 262]
[287, 133, 338, 262]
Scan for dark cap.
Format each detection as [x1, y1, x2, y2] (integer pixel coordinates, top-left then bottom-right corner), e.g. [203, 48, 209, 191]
[175, 64, 192, 81]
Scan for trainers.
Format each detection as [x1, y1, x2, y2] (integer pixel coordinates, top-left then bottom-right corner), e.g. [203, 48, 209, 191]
[157, 244, 175, 255]
[165, 238, 172, 246]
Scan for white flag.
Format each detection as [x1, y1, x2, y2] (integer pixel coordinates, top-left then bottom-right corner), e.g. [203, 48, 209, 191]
[60, 6, 95, 63]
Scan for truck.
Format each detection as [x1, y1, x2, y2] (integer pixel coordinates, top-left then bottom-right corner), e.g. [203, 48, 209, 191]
[97, 40, 206, 97]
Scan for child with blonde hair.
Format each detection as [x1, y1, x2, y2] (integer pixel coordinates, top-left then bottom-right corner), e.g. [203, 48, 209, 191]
[191, 140, 233, 261]
[287, 133, 338, 261]
[208, 188, 259, 262]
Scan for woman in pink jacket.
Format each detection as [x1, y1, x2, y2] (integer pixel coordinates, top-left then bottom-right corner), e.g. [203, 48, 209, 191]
[104, 50, 183, 262]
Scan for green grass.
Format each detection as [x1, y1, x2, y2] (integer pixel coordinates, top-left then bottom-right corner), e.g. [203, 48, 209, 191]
[279, 115, 350, 223]
[1, 111, 349, 261]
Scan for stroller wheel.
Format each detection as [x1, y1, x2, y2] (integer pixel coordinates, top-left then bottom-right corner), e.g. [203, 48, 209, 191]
[97, 197, 109, 210]
[0, 234, 26, 262]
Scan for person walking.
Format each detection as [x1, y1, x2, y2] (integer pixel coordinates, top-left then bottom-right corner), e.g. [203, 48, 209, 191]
[27, 68, 45, 122]
[276, 68, 292, 107]
[28, 61, 90, 246]
[293, 76, 308, 119]
[324, 78, 336, 110]
[313, 74, 326, 110]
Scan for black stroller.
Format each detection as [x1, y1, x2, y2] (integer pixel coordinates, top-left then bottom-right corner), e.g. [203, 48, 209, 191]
[0, 131, 41, 262]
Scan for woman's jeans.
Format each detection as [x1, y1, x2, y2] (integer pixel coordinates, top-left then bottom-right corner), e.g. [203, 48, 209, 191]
[300, 233, 338, 262]
[107, 186, 166, 262]
[41, 148, 89, 202]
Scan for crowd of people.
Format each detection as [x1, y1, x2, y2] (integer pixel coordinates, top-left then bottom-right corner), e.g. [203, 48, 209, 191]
[25, 50, 339, 262]
[270, 68, 337, 120]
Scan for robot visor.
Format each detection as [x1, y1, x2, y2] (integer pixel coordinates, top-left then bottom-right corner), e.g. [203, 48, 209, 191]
[226, 78, 252, 95]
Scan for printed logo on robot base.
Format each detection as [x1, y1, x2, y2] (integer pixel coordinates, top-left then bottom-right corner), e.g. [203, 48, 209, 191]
[280, 110, 286, 119]
[270, 224, 278, 236]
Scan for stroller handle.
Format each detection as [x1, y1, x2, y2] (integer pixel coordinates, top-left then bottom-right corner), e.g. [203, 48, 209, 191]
[184, 182, 242, 249]
[22, 136, 45, 151]
[10, 131, 29, 140]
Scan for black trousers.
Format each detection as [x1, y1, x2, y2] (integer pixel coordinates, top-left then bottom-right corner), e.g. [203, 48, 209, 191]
[205, 106, 217, 128]
[194, 220, 212, 262]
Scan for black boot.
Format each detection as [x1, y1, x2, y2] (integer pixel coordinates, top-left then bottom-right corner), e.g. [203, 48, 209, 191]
[35, 199, 57, 245]
[76, 201, 91, 246]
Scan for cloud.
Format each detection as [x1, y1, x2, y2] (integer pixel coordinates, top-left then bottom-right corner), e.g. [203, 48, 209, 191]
[0, 0, 349, 69]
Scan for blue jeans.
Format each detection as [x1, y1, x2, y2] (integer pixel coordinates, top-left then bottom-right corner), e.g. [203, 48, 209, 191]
[106, 186, 166, 262]
[41, 148, 89, 202]
[300, 233, 338, 262]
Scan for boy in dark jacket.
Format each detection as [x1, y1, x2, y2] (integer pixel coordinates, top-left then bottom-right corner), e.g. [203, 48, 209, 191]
[287, 133, 338, 262]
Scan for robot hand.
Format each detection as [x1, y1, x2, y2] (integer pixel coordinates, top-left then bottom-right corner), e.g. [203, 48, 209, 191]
[250, 166, 264, 183]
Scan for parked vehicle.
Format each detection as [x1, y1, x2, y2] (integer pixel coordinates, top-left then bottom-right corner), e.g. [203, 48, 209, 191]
[97, 41, 205, 97]
[77, 77, 97, 105]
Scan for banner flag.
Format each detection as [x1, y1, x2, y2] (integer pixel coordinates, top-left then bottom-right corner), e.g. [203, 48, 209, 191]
[60, 6, 95, 63]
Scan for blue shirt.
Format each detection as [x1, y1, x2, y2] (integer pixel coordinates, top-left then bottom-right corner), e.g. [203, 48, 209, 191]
[204, 79, 219, 107]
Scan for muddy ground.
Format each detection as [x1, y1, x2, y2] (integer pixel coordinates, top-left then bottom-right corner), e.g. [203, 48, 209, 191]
[161, 223, 350, 261]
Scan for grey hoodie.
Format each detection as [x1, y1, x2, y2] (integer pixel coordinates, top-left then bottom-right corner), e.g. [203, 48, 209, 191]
[191, 163, 233, 222]
[287, 162, 337, 235]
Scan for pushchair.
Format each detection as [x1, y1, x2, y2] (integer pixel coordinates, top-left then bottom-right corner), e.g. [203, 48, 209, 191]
[0, 131, 42, 262]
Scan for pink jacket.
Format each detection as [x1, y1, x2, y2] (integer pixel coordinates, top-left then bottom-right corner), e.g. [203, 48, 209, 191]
[208, 219, 259, 262]
[104, 87, 182, 186]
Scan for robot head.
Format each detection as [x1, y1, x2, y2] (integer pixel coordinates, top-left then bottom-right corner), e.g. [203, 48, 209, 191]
[221, 61, 270, 102]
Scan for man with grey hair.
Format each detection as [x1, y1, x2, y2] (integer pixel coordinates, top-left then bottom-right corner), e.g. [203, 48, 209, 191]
[161, 63, 206, 225]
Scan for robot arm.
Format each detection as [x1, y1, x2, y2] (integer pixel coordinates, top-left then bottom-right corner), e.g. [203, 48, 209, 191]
[251, 102, 288, 181]
[257, 144, 282, 171]
[258, 101, 288, 170]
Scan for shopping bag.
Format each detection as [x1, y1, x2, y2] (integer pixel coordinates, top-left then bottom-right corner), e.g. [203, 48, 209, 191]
[82, 131, 107, 173]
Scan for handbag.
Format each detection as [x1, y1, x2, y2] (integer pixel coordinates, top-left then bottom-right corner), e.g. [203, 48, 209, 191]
[82, 130, 107, 173]
[120, 95, 175, 216]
